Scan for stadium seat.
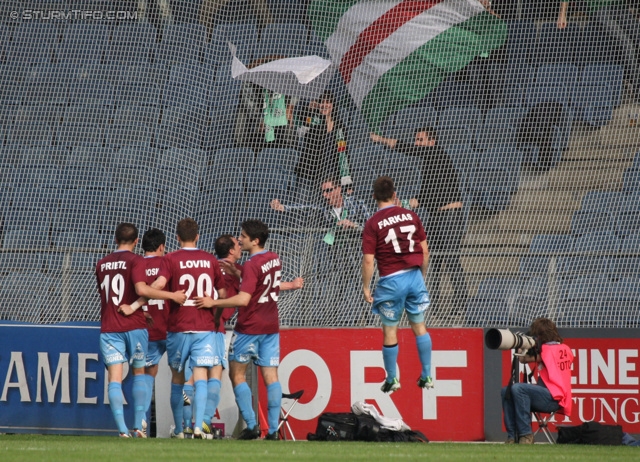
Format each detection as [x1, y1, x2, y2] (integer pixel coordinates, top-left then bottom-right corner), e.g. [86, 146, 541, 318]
[58, 23, 110, 64]
[580, 190, 624, 215]
[62, 165, 112, 190]
[617, 207, 640, 238]
[64, 146, 113, 167]
[114, 64, 162, 106]
[7, 22, 58, 64]
[105, 124, 151, 148]
[0, 271, 51, 323]
[254, 23, 308, 59]
[11, 166, 62, 188]
[158, 23, 208, 65]
[526, 64, 579, 109]
[197, 188, 245, 237]
[104, 23, 157, 65]
[597, 277, 640, 328]
[68, 79, 114, 107]
[57, 122, 104, 149]
[156, 105, 209, 149]
[163, 63, 215, 108]
[112, 145, 157, 170]
[20, 146, 65, 167]
[62, 104, 113, 128]
[555, 275, 606, 327]
[20, 65, 70, 106]
[10, 186, 61, 212]
[113, 105, 161, 128]
[52, 229, 104, 250]
[379, 104, 438, 144]
[622, 167, 640, 192]
[475, 107, 525, 151]
[205, 22, 258, 68]
[570, 210, 617, 236]
[505, 20, 536, 66]
[466, 277, 520, 326]
[531, 23, 580, 65]
[257, 148, 300, 173]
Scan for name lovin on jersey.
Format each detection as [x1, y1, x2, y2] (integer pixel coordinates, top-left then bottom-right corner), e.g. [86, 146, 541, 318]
[376, 212, 414, 230]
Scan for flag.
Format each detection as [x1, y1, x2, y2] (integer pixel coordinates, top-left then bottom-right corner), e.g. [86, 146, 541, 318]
[229, 43, 335, 100]
[309, 0, 507, 131]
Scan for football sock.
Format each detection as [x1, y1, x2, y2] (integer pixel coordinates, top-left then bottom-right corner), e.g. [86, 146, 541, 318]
[132, 374, 147, 431]
[143, 374, 154, 414]
[108, 382, 128, 434]
[416, 332, 432, 378]
[170, 383, 184, 434]
[382, 343, 399, 382]
[203, 378, 222, 426]
[183, 383, 194, 430]
[234, 382, 256, 429]
[193, 380, 207, 431]
[267, 382, 282, 434]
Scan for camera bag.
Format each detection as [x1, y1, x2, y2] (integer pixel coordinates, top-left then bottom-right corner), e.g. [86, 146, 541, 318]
[557, 421, 623, 445]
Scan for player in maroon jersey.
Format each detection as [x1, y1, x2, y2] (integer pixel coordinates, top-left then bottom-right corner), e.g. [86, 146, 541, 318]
[151, 218, 227, 439]
[195, 220, 303, 440]
[96, 222, 186, 438]
[361, 177, 434, 394]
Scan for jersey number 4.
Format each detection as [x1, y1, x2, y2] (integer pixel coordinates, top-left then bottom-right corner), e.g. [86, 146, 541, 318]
[384, 225, 416, 253]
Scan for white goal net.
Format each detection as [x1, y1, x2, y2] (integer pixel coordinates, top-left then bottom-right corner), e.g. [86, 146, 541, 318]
[0, 0, 639, 328]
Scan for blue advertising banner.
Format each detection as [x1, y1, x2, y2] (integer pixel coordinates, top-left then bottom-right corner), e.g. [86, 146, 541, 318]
[0, 322, 133, 436]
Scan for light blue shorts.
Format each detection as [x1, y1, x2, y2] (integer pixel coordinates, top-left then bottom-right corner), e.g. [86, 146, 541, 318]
[100, 329, 148, 369]
[372, 268, 430, 327]
[229, 332, 279, 367]
[213, 331, 229, 370]
[166, 331, 216, 372]
[146, 339, 167, 367]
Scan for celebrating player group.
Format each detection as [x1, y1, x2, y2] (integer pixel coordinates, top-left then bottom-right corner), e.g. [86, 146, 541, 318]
[96, 175, 433, 440]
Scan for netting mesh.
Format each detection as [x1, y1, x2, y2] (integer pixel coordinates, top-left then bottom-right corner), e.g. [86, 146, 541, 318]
[0, 1, 639, 328]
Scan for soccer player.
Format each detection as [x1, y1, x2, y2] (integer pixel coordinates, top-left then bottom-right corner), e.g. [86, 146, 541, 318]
[152, 218, 227, 439]
[96, 222, 186, 438]
[195, 220, 303, 440]
[138, 228, 169, 434]
[361, 177, 434, 393]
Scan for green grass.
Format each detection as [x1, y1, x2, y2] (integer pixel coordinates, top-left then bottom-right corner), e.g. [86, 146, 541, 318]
[0, 435, 638, 461]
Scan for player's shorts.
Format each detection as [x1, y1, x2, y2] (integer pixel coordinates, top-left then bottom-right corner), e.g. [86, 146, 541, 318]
[100, 329, 148, 369]
[167, 331, 216, 372]
[213, 331, 229, 369]
[146, 339, 167, 367]
[228, 332, 279, 367]
[372, 268, 430, 327]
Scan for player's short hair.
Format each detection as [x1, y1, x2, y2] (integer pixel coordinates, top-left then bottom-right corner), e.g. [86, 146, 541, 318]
[214, 234, 235, 259]
[373, 176, 396, 202]
[142, 228, 166, 252]
[242, 219, 269, 247]
[177, 218, 199, 242]
[415, 126, 437, 142]
[115, 222, 138, 244]
[321, 176, 340, 188]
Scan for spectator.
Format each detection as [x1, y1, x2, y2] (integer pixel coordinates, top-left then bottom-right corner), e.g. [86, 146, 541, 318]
[558, 1, 639, 100]
[271, 176, 370, 326]
[295, 91, 352, 193]
[371, 128, 467, 315]
[236, 78, 298, 152]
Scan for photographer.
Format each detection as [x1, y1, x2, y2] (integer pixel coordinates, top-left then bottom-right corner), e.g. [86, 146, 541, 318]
[501, 318, 573, 444]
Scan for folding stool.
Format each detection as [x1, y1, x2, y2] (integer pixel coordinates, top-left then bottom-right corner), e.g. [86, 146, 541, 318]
[277, 389, 304, 441]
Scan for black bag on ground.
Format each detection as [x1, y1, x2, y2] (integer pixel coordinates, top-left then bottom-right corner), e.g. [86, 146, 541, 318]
[307, 412, 428, 443]
[308, 413, 358, 441]
[557, 421, 623, 445]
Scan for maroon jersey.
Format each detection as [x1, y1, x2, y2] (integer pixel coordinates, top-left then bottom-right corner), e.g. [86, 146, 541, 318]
[362, 205, 427, 277]
[236, 250, 281, 335]
[216, 259, 242, 333]
[96, 250, 147, 333]
[143, 255, 169, 342]
[159, 248, 226, 333]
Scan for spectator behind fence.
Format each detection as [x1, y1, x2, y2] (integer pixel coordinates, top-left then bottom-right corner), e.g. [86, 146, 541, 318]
[558, 1, 639, 101]
[370, 128, 466, 315]
[295, 91, 352, 193]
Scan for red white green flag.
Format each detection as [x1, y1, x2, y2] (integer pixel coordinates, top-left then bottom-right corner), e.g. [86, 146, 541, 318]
[309, 0, 507, 131]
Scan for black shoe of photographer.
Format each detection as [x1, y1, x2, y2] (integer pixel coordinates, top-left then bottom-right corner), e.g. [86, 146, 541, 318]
[518, 434, 534, 444]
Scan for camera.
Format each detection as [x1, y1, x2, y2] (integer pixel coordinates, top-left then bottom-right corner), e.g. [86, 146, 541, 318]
[485, 328, 536, 354]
